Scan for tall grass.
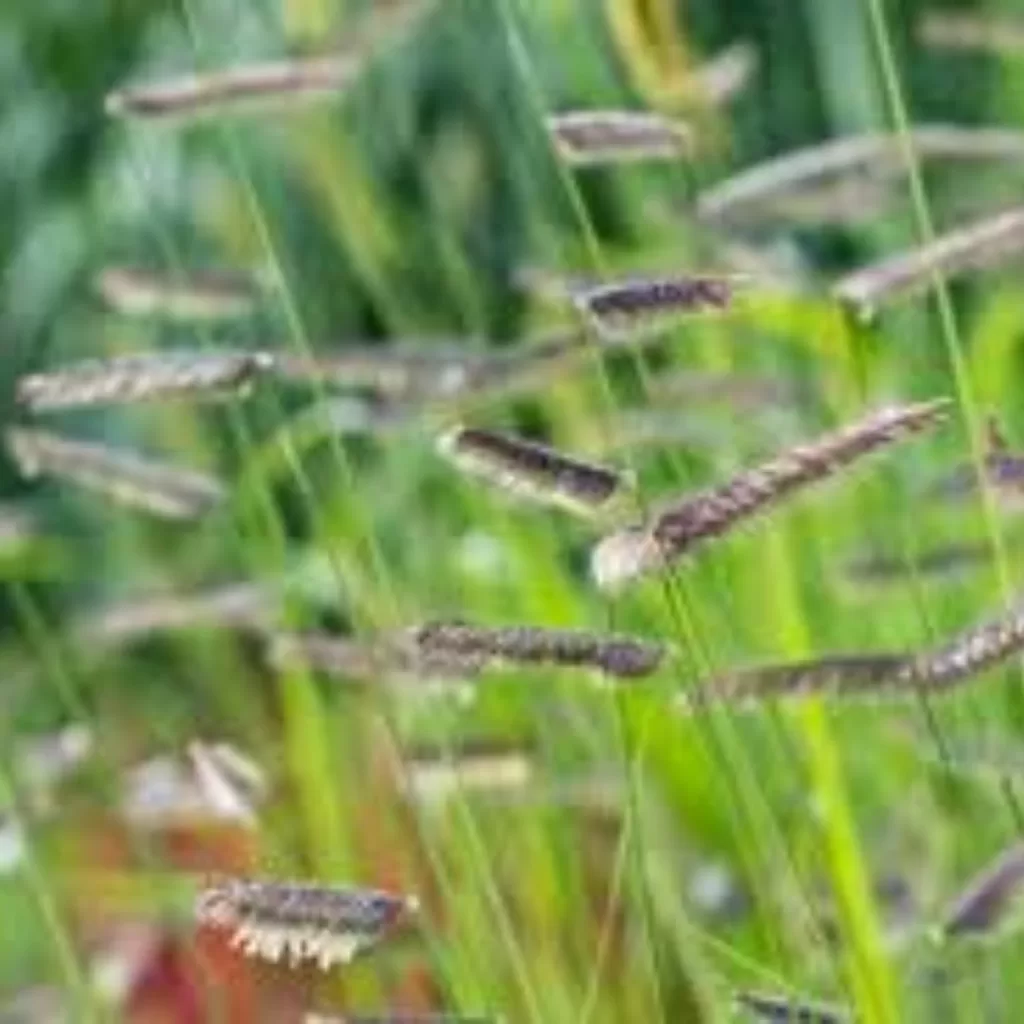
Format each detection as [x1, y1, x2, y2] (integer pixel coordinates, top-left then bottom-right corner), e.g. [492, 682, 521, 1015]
[5, 0, 1024, 1020]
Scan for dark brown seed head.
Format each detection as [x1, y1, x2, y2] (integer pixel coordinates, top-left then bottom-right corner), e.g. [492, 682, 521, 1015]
[404, 622, 665, 680]
[196, 878, 417, 969]
[574, 273, 746, 339]
[437, 426, 629, 516]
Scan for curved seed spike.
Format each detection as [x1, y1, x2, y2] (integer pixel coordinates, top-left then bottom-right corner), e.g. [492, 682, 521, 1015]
[437, 426, 630, 516]
[547, 110, 694, 166]
[940, 843, 1024, 939]
[834, 206, 1024, 322]
[403, 622, 666, 680]
[698, 128, 1024, 225]
[592, 399, 950, 591]
[17, 350, 274, 412]
[6, 428, 224, 521]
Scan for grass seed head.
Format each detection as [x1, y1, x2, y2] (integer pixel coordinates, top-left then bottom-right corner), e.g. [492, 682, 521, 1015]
[17, 349, 274, 412]
[5, 428, 225, 521]
[592, 399, 950, 590]
[437, 425, 630, 516]
[404, 622, 666, 680]
[196, 878, 418, 970]
[547, 109, 694, 166]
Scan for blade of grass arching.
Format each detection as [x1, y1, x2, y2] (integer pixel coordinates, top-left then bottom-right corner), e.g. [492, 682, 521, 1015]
[757, 525, 899, 1024]
[860, 0, 1024, 742]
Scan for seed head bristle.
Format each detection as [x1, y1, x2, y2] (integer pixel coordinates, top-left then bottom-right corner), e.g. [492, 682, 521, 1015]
[834, 206, 1024, 322]
[195, 878, 417, 969]
[592, 399, 950, 591]
[437, 426, 630, 516]
[403, 622, 665, 680]
[734, 990, 850, 1023]
[17, 350, 274, 412]
[546, 110, 694, 166]
[940, 843, 1024, 940]
[95, 267, 257, 320]
[5, 428, 225, 521]
[697, 128, 1024, 226]
[574, 273, 747, 339]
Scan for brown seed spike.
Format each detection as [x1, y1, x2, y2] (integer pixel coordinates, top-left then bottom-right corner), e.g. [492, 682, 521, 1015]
[105, 55, 360, 121]
[734, 990, 850, 1023]
[592, 399, 950, 591]
[683, 654, 912, 711]
[905, 600, 1024, 692]
[940, 843, 1024, 940]
[437, 426, 630, 516]
[196, 878, 417, 969]
[575, 273, 746, 340]
[6, 428, 225, 521]
[17, 350, 274, 412]
[834, 207, 1024, 322]
[547, 110, 694, 166]
[403, 622, 665, 680]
